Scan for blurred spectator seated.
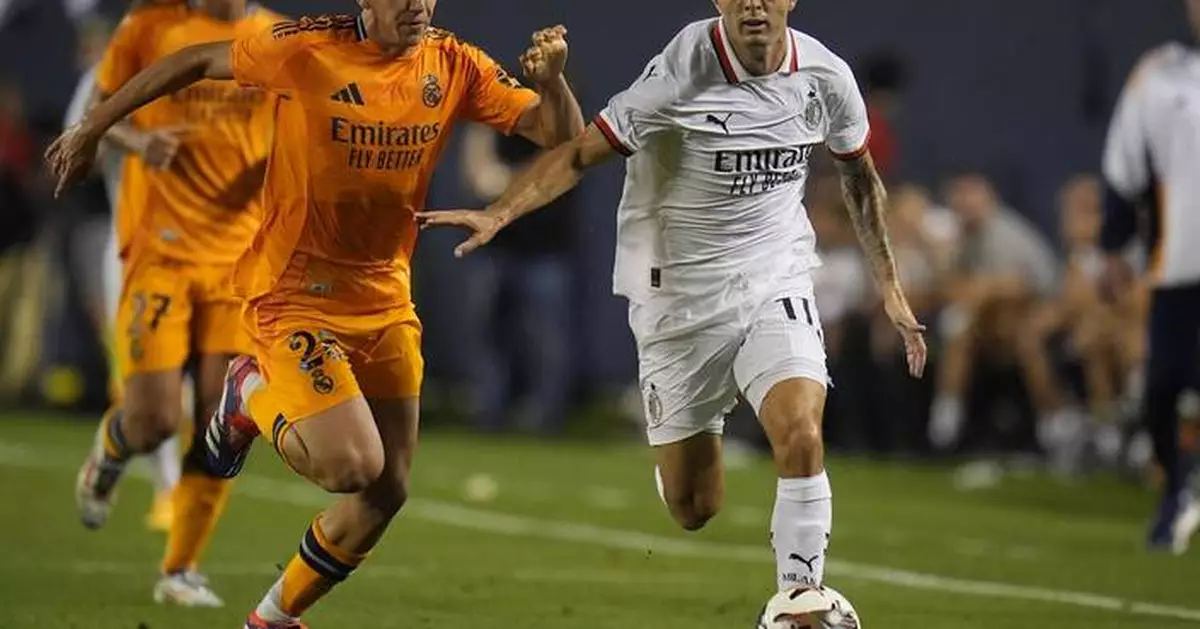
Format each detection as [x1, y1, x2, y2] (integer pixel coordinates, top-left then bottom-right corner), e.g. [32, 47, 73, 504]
[457, 123, 578, 435]
[929, 171, 1082, 467]
[1034, 175, 1149, 466]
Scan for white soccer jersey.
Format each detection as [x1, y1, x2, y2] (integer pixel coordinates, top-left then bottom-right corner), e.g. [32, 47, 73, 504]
[1103, 43, 1200, 287]
[595, 18, 869, 305]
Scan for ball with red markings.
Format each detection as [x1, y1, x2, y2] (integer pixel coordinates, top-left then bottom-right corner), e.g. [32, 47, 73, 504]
[755, 586, 861, 629]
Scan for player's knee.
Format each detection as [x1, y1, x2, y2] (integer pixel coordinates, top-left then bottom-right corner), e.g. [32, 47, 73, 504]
[362, 468, 411, 516]
[769, 415, 823, 476]
[666, 491, 721, 531]
[123, 407, 178, 449]
[312, 445, 385, 494]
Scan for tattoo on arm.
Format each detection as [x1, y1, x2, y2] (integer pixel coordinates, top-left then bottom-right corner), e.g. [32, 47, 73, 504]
[836, 153, 898, 287]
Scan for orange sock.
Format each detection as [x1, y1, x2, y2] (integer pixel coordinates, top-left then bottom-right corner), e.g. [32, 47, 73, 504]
[256, 516, 367, 621]
[100, 407, 133, 463]
[160, 471, 233, 574]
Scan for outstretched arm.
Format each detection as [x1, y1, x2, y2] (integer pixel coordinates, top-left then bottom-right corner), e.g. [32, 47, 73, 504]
[46, 41, 233, 194]
[418, 121, 615, 257]
[513, 75, 584, 148]
[86, 41, 232, 139]
[835, 152, 927, 377]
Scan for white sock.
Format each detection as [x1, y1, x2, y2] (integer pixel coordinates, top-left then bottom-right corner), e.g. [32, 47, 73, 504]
[772, 472, 833, 591]
[147, 435, 181, 493]
[654, 465, 666, 504]
[929, 395, 965, 450]
[255, 578, 295, 623]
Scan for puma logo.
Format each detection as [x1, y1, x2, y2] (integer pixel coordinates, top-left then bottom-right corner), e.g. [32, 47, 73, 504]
[705, 112, 733, 134]
[789, 553, 822, 573]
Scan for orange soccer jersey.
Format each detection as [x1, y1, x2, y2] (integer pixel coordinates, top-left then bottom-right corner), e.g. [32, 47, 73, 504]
[96, 1, 282, 264]
[228, 15, 538, 325]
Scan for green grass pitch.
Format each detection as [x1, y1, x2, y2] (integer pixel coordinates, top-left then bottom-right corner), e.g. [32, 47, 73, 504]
[1, 414, 1199, 628]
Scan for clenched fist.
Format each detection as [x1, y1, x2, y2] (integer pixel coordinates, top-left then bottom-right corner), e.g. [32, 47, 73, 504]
[520, 25, 568, 86]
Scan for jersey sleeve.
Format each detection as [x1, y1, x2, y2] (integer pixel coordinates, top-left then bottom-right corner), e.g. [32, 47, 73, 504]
[824, 56, 871, 160]
[229, 21, 305, 93]
[1102, 69, 1152, 200]
[459, 44, 539, 135]
[595, 56, 680, 157]
[95, 12, 154, 95]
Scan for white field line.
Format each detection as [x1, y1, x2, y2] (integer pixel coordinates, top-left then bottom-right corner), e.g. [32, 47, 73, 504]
[2, 440, 1199, 623]
[47, 560, 700, 587]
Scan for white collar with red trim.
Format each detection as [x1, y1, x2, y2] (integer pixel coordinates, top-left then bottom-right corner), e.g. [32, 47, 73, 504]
[709, 17, 798, 84]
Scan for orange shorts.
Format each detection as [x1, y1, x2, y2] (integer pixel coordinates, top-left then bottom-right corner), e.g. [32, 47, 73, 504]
[244, 299, 424, 426]
[114, 252, 251, 379]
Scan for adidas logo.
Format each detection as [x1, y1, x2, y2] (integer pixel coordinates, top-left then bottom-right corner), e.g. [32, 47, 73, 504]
[330, 83, 365, 106]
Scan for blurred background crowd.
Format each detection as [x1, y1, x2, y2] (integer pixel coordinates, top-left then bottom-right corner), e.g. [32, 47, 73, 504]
[0, 0, 1196, 478]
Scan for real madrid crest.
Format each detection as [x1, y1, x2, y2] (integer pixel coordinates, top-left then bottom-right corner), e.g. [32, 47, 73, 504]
[422, 73, 443, 108]
[802, 87, 824, 132]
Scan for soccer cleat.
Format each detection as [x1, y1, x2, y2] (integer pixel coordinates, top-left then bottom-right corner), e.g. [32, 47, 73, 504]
[75, 423, 126, 530]
[1147, 489, 1200, 554]
[153, 571, 224, 608]
[145, 489, 175, 532]
[245, 611, 308, 629]
[1170, 493, 1200, 555]
[204, 355, 263, 478]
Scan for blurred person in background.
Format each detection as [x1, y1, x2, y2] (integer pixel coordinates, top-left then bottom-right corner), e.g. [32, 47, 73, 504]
[1031, 176, 1145, 467]
[63, 0, 284, 607]
[928, 171, 1083, 468]
[0, 77, 40, 401]
[1100, 0, 1200, 553]
[857, 50, 908, 181]
[865, 184, 945, 453]
[458, 122, 577, 435]
[0, 78, 34, 251]
[62, 14, 181, 533]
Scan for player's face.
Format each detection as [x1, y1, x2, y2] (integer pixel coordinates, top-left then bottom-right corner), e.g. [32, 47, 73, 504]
[361, 0, 436, 49]
[713, 0, 797, 49]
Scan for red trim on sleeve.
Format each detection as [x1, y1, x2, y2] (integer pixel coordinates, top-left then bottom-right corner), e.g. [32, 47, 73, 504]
[830, 129, 872, 161]
[789, 33, 799, 73]
[593, 114, 634, 157]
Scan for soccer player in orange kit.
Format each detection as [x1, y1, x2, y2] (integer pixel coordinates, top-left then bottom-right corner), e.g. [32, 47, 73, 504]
[77, 0, 284, 608]
[47, 0, 584, 626]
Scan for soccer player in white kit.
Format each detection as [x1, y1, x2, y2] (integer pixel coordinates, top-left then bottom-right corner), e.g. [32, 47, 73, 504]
[421, 0, 927, 597]
[1100, 0, 1200, 554]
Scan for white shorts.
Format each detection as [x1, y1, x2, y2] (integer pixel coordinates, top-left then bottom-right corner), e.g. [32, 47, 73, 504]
[628, 273, 828, 446]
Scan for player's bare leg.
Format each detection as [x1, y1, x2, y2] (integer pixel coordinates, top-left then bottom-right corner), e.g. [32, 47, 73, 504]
[249, 397, 417, 629]
[653, 434, 725, 531]
[154, 352, 236, 608]
[757, 377, 830, 590]
[77, 369, 183, 529]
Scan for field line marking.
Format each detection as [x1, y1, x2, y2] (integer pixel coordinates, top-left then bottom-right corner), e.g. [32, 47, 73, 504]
[2, 439, 1199, 623]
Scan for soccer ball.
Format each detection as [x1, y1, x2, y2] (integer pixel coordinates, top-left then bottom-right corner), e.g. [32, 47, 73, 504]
[755, 585, 861, 629]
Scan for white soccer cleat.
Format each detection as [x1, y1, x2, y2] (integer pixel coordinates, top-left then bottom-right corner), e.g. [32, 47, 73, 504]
[1171, 494, 1200, 556]
[75, 423, 125, 530]
[153, 571, 225, 608]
